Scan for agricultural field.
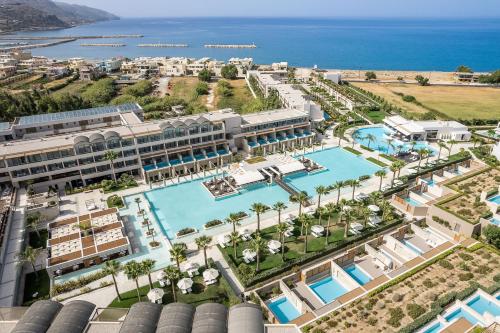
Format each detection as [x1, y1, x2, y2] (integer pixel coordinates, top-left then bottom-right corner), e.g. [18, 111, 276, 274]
[351, 82, 500, 120]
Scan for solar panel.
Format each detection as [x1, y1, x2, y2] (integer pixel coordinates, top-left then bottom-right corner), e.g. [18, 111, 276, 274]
[18, 103, 141, 126]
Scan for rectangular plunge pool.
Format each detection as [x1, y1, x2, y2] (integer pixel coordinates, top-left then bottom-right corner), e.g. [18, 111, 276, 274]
[268, 297, 301, 324]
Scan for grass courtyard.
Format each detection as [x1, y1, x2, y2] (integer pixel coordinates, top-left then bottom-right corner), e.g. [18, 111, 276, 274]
[304, 244, 500, 333]
[352, 82, 500, 120]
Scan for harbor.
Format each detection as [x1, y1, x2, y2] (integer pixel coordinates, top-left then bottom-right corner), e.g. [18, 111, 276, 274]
[204, 43, 257, 48]
[0, 35, 143, 40]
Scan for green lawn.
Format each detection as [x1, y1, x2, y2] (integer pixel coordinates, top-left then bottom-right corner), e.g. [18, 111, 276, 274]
[29, 230, 48, 249]
[343, 147, 363, 156]
[23, 270, 50, 306]
[367, 157, 388, 167]
[109, 270, 240, 308]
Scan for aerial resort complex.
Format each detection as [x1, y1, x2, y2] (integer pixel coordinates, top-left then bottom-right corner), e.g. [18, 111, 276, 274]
[0, 10, 500, 333]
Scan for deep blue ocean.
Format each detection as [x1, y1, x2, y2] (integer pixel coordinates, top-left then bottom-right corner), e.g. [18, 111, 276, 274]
[13, 17, 500, 71]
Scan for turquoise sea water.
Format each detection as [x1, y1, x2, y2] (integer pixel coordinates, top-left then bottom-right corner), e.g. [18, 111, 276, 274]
[10, 18, 500, 70]
[268, 297, 301, 324]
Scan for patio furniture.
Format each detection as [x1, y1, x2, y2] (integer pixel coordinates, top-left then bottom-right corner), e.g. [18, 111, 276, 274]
[177, 278, 193, 294]
[147, 288, 164, 304]
[368, 215, 382, 227]
[268, 240, 281, 254]
[218, 234, 231, 248]
[203, 268, 219, 285]
[303, 207, 315, 215]
[311, 225, 325, 238]
[185, 262, 200, 278]
[368, 205, 380, 214]
[242, 248, 256, 263]
[240, 229, 252, 241]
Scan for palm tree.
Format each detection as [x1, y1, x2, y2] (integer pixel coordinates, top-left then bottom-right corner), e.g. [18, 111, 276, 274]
[385, 138, 395, 154]
[348, 179, 360, 200]
[447, 140, 458, 157]
[226, 213, 241, 233]
[315, 185, 329, 210]
[380, 200, 393, 221]
[276, 222, 289, 261]
[229, 231, 239, 258]
[351, 131, 363, 148]
[358, 206, 371, 228]
[273, 202, 287, 225]
[369, 191, 383, 206]
[103, 260, 122, 301]
[249, 234, 266, 272]
[324, 203, 336, 245]
[104, 150, 119, 182]
[416, 147, 428, 172]
[74, 221, 92, 237]
[250, 202, 267, 234]
[141, 259, 156, 290]
[134, 197, 142, 214]
[342, 210, 353, 238]
[331, 181, 345, 205]
[169, 243, 187, 269]
[302, 215, 313, 254]
[390, 163, 398, 187]
[195, 235, 212, 268]
[164, 265, 181, 302]
[26, 212, 42, 239]
[290, 191, 310, 216]
[394, 160, 405, 178]
[123, 260, 144, 302]
[17, 246, 42, 279]
[375, 170, 387, 191]
[437, 141, 447, 160]
[410, 140, 417, 152]
[317, 206, 328, 226]
[365, 133, 376, 149]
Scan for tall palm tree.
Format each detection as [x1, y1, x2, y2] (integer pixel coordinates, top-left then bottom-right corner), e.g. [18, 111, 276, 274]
[348, 179, 360, 200]
[134, 197, 142, 214]
[26, 212, 42, 239]
[315, 185, 329, 210]
[317, 206, 328, 226]
[229, 231, 239, 258]
[437, 141, 447, 160]
[195, 235, 212, 268]
[385, 138, 395, 154]
[380, 200, 393, 221]
[302, 215, 313, 254]
[123, 260, 144, 302]
[331, 181, 345, 205]
[249, 234, 266, 272]
[324, 203, 336, 245]
[276, 222, 288, 261]
[169, 243, 187, 269]
[342, 210, 353, 238]
[447, 140, 458, 157]
[272, 202, 287, 225]
[369, 191, 383, 206]
[164, 265, 181, 302]
[104, 150, 119, 182]
[390, 163, 399, 187]
[250, 202, 267, 234]
[290, 191, 310, 216]
[103, 260, 122, 301]
[357, 206, 371, 228]
[17, 246, 42, 279]
[394, 160, 405, 178]
[141, 259, 156, 290]
[226, 213, 241, 233]
[365, 133, 376, 149]
[416, 147, 428, 172]
[352, 132, 363, 148]
[375, 170, 387, 191]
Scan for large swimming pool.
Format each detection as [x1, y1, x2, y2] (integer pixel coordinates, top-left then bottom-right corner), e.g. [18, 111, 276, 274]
[145, 180, 290, 239]
[309, 276, 348, 304]
[354, 126, 432, 154]
[284, 147, 381, 194]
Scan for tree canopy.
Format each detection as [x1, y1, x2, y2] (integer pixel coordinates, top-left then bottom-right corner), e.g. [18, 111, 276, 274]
[478, 70, 500, 84]
[365, 71, 377, 80]
[415, 75, 430, 86]
[456, 65, 473, 73]
[122, 80, 154, 97]
[198, 68, 212, 82]
[221, 64, 238, 80]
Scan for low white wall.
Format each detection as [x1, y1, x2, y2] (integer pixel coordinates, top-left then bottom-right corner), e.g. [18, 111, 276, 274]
[279, 280, 303, 314]
[365, 244, 393, 269]
[331, 260, 359, 290]
[384, 235, 418, 261]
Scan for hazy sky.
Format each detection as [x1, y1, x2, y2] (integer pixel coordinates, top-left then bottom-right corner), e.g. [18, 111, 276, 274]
[64, 0, 500, 18]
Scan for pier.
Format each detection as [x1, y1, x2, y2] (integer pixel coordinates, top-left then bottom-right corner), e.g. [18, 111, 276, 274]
[137, 43, 188, 48]
[0, 39, 75, 51]
[81, 43, 126, 47]
[204, 44, 257, 49]
[0, 35, 143, 40]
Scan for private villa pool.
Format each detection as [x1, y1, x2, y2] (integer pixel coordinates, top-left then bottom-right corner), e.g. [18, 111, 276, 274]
[140, 147, 382, 240]
[467, 294, 500, 317]
[488, 194, 500, 204]
[354, 126, 432, 154]
[268, 297, 301, 324]
[344, 264, 372, 285]
[309, 276, 348, 304]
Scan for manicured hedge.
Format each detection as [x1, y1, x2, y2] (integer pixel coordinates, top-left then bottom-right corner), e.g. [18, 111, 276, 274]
[343, 147, 363, 156]
[367, 157, 388, 167]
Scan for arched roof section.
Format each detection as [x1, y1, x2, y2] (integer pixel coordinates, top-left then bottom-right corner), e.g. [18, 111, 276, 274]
[196, 116, 209, 124]
[103, 131, 120, 140]
[88, 133, 104, 142]
[11, 300, 62, 333]
[119, 302, 162, 333]
[159, 122, 173, 130]
[171, 120, 185, 127]
[156, 303, 195, 333]
[74, 136, 89, 145]
[228, 303, 264, 333]
[191, 303, 228, 333]
[46, 300, 95, 333]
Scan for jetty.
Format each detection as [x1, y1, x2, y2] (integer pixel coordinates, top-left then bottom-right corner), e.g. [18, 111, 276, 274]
[204, 44, 257, 49]
[137, 43, 188, 48]
[81, 43, 126, 47]
[0, 35, 143, 40]
[0, 39, 75, 51]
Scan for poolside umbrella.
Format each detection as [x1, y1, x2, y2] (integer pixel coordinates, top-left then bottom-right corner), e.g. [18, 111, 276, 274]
[147, 288, 164, 303]
[351, 222, 364, 231]
[242, 248, 256, 258]
[368, 205, 380, 213]
[203, 268, 219, 281]
[186, 262, 200, 272]
[304, 207, 315, 215]
[342, 205, 352, 212]
[218, 234, 230, 244]
[268, 240, 281, 251]
[177, 277, 193, 290]
[156, 270, 166, 281]
[311, 225, 325, 233]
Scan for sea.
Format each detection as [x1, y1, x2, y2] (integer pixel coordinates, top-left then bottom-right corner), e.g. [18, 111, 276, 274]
[8, 17, 500, 71]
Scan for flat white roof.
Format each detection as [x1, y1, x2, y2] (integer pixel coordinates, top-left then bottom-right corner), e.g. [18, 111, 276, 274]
[232, 170, 265, 186]
[241, 108, 307, 126]
[276, 160, 305, 174]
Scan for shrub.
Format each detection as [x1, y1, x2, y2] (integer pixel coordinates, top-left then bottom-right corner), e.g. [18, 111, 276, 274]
[402, 95, 416, 103]
[458, 253, 473, 261]
[106, 194, 124, 208]
[392, 293, 403, 302]
[327, 320, 337, 328]
[221, 64, 239, 80]
[438, 259, 453, 270]
[423, 279, 434, 288]
[387, 308, 404, 328]
[367, 317, 378, 326]
[195, 82, 209, 95]
[458, 272, 474, 281]
[406, 303, 426, 319]
[177, 227, 195, 236]
[475, 265, 491, 274]
[205, 219, 223, 228]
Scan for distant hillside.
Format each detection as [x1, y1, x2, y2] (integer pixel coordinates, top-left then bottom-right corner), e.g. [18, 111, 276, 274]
[0, 0, 118, 33]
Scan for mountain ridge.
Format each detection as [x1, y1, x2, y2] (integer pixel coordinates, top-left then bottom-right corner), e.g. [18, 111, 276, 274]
[0, 0, 119, 33]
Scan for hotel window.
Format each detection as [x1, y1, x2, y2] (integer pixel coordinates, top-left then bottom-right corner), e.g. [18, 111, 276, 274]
[213, 133, 224, 140]
[123, 149, 137, 157]
[201, 135, 212, 142]
[200, 124, 210, 133]
[91, 142, 106, 152]
[125, 159, 138, 166]
[152, 144, 164, 152]
[63, 160, 77, 168]
[114, 161, 125, 169]
[121, 139, 134, 147]
[7, 157, 25, 167]
[78, 157, 94, 165]
[96, 165, 110, 173]
[46, 151, 61, 160]
[94, 155, 105, 162]
[137, 136, 149, 144]
[106, 138, 121, 149]
[27, 154, 43, 164]
[47, 163, 63, 171]
[165, 142, 176, 149]
[189, 125, 200, 135]
[60, 149, 75, 157]
[163, 128, 175, 139]
[81, 167, 96, 175]
[75, 143, 92, 155]
[190, 137, 200, 145]
[138, 147, 151, 154]
[175, 127, 186, 137]
[12, 169, 29, 177]
[30, 166, 46, 175]
[212, 123, 223, 131]
[149, 134, 162, 142]
[177, 139, 189, 147]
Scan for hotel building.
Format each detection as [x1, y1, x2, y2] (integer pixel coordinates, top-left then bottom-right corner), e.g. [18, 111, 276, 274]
[0, 98, 320, 190]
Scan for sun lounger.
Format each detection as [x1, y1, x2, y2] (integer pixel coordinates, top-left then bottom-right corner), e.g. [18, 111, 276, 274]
[349, 228, 361, 235]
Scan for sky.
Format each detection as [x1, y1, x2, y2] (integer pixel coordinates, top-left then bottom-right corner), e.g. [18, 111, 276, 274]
[64, 0, 500, 18]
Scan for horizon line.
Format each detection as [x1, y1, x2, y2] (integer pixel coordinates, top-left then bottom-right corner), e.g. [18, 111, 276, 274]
[113, 15, 500, 20]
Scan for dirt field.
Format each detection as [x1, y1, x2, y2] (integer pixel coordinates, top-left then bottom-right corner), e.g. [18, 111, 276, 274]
[308, 246, 499, 333]
[352, 82, 500, 120]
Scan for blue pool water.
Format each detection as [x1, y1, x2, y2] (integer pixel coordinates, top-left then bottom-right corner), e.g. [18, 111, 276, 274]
[445, 308, 481, 325]
[423, 322, 444, 333]
[145, 179, 290, 239]
[490, 218, 500, 226]
[354, 126, 432, 155]
[284, 148, 381, 195]
[344, 264, 372, 285]
[405, 197, 423, 206]
[488, 195, 500, 204]
[467, 295, 500, 317]
[309, 276, 348, 304]
[404, 240, 424, 255]
[268, 297, 301, 324]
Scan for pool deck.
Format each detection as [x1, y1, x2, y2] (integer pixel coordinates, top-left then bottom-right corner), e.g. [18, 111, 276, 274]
[355, 256, 385, 279]
[406, 235, 433, 253]
[441, 318, 473, 333]
[294, 282, 324, 310]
